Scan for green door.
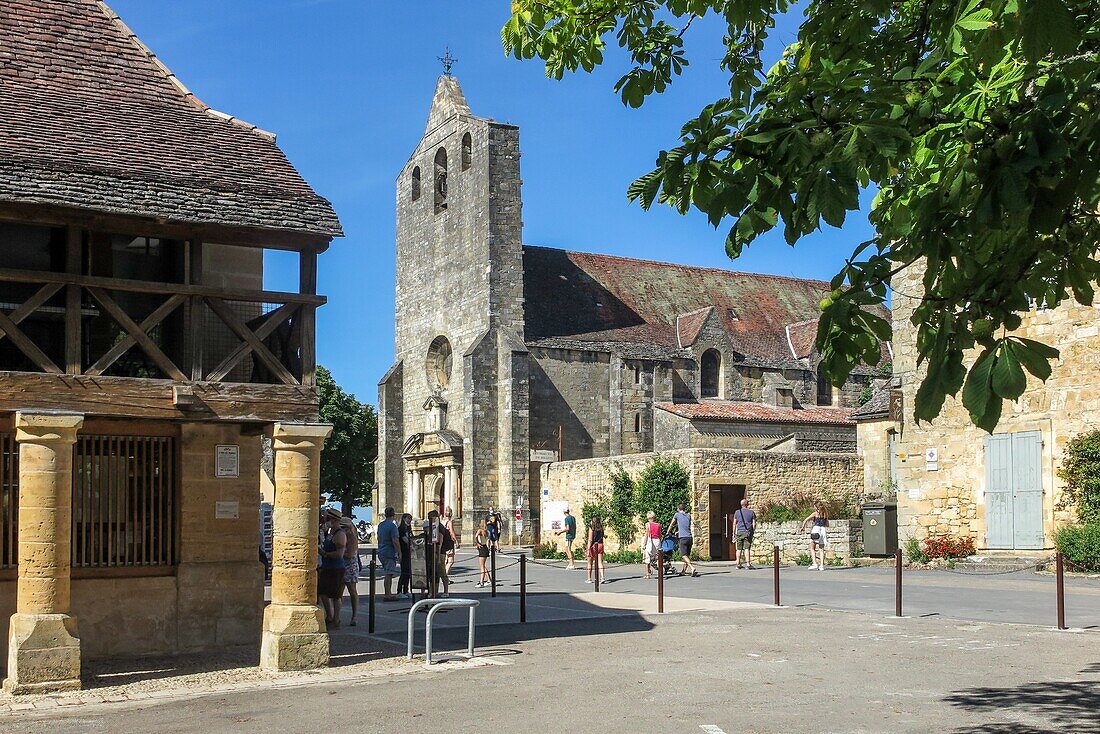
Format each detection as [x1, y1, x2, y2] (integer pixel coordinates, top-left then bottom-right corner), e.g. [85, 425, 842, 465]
[984, 431, 1044, 550]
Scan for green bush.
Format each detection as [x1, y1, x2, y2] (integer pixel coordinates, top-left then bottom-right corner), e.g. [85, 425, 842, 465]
[1057, 431, 1100, 524]
[796, 553, 812, 566]
[604, 549, 644, 564]
[1053, 523, 1100, 572]
[607, 466, 637, 549]
[759, 505, 801, 523]
[905, 537, 930, 564]
[581, 495, 609, 534]
[757, 488, 861, 523]
[633, 456, 691, 525]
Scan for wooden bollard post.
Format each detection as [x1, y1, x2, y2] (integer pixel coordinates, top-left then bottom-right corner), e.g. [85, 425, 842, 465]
[895, 548, 903, 617]
[490, 545, 497, 598]
[657, 546, 664, 613]
[773, 545, 780, 606]
[1056, 552, 1066, 630]
[520, 553, 527, 623]
[368, 548, 377, 633]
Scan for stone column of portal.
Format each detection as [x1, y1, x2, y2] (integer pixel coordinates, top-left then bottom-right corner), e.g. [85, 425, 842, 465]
[410, 470, 421, 518]
[260, 422, 332, 672]
[444, 466, 459, 517]
[3, 412, 84, 695]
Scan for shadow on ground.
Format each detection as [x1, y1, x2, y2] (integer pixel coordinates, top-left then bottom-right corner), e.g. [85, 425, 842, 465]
[946, 664, 1100, 734]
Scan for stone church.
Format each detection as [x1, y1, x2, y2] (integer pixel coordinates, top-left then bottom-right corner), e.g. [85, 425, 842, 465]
[377, 74, 886, 542]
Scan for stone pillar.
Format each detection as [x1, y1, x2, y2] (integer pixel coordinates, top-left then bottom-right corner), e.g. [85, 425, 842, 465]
[260, 422, 332, 672]
[410, 469, 421, 518]
[4, 411, 84, 695]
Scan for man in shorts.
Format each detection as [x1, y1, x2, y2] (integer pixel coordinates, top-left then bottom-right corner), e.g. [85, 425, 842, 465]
[375, 507, 401, 601]
[670, 504, 699, 577]
[734, 498, 757, 569]
[555, 507, 577, 569]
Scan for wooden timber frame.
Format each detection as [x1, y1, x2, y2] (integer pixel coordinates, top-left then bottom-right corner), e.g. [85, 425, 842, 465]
[0, 213, 329, 424]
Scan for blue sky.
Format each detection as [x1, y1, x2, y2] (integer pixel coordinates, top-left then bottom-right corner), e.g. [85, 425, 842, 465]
[109, 0, 874, 404]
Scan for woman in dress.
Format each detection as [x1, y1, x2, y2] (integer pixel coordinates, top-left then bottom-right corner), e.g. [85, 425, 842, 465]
[641, 510, 662, 579]
[586, 517, 606, 585]
[441, 506, 459, 575]
[474, 520, 491, 588]
[339, 516, 360, 625]
[397, 513, 413, 599]
[800, 503, 830, 570]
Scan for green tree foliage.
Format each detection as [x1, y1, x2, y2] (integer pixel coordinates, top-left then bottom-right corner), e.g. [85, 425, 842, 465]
[318, 365, 377, 516]
[503, 1, 1100, 431]
[1057, 429, 1100, 524]
[607, 465, 638, 548]
[581, 493, 611, 536]
[633, 456, 691, 525]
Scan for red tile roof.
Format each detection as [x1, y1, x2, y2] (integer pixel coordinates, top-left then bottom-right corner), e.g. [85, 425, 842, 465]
[0, 0, 341, 238]
[785, 319, 819, 359]
[656, 401, 855, 425]
[524, 246, 887, 363]
[676, 307, 712, 347]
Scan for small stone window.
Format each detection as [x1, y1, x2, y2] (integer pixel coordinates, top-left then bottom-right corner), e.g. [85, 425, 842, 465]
[633, 364, 640, 384]
[461, 132, 472, 170]
[426, 335, 453, 389]
[434, 147, 448, 213]
[411, 166, 421, 201]
[701, 349, 722, 398]
[634, 413, 641, 433]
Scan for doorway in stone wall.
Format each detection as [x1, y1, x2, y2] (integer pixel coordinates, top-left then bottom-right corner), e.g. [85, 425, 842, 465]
[708, 484, 746, 560]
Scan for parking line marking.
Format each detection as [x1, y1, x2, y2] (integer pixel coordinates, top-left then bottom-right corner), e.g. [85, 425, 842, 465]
[700, 726, 727, 734]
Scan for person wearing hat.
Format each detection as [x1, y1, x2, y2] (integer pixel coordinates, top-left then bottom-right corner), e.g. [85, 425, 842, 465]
[317, 507, 347, 627]
[339, 516, 361, 625]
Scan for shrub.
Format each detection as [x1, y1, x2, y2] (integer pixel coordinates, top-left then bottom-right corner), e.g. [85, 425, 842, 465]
[581, 494, 609, 532]
[905, 537, 929, 564]
[1057, 431, 1100, 524]
[532, 542, 566, 560]
[607, 466, 637, 549]
[604, 549, 643, 564]
[922, 534, 976, 559]
[1053, 523, 1100, 572]
[633, 456, 691, 525]
[796, 553, 812, 566]
[756, 488, 861, 523]
[759, 505, 801, 523]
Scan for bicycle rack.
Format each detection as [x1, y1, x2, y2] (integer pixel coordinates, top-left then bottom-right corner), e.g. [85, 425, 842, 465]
[407, 598, 479, 666]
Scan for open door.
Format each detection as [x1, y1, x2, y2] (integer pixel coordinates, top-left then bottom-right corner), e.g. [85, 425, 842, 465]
[708, 484, 746, 560]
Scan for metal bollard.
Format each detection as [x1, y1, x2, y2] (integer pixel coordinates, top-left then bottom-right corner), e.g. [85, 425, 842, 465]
[773, 545, 780, 606]
[656, 547, 664, 613]
[895, 548, 903, 617]
[368, 548, 377, 633]
[520, 553, 527, 623]
[1056, 552, 1066, 630]
[490, 545, 497, 598]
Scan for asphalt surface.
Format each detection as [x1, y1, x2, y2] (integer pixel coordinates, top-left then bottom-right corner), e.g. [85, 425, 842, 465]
[12, 605, 1098, 733]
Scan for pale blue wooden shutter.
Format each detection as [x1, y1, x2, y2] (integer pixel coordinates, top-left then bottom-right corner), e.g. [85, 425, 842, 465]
[1011, 431, 1044, 549]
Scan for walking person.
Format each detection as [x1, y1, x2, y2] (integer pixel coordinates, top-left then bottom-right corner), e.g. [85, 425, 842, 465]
[670, 504, 700, 577]
[734, 498, 757, 569]
[556, 507, 578, 569]
[800, 503, 830, 570]
[317, 507, 347, 628]
[485, 505, 503, 550]
[376, 507, 401, 601]
[586, 517, 606, 585]
[441, 506, 459, 575]
[474, 520, 491, 587]
[397, 512, 413, 599]
[340, 516, 361, 625]
[642, 511, 662, 579]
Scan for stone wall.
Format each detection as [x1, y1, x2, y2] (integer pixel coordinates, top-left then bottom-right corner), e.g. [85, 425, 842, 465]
[0, 421, 264, 669]
[539, 448, 862, 557]
[528, 347, 612, 460]
[753, 520, 863, 563]
[856, 420, 900, 494]
[890, 264, 1090, 548]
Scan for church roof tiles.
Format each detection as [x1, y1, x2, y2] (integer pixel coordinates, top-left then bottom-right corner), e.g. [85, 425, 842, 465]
[0, 0, 342, 238]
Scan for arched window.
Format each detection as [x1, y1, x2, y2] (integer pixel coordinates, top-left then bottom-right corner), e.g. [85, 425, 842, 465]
[816, 363, 834, 405]
[426, 335, 453, 390]
[701, 349, 721, 398]
[461, 132, 472, 170]
[411, 166, 421, 201]
[434, 147, 448, 213]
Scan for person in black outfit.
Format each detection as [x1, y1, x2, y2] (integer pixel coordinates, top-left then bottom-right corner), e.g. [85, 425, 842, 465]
[397, 513, 413, 599]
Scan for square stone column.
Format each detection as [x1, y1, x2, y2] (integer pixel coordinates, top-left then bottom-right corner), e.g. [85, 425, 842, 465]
[4, 411, 84, 695]
[260, 422, 332, 671]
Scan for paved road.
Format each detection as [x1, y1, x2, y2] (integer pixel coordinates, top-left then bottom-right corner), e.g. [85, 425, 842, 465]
[13, 605, 1098, 733]
[356, 549, 1100, 639]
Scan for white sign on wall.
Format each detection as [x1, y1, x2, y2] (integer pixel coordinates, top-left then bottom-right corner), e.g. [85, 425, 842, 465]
[215, 445, 240, 478]
[215, 501, 240, 520]
[530, 449, 558, 463]
[924, 447, 940, 471]
[543, 500, 569, 532]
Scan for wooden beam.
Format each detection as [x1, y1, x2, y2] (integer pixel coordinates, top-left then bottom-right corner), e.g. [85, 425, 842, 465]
[186, 240, 204, 382]
[86, 294, 187, 377]
[2, 282, 63, 325]
[86, 287, 188, 382]
[0, 371, 319, 422]
[66, 227, 83, 374]
[0, 308, 62, 373]
[205, 302, 299, 383]
[0, 268, 326, 306]
[204, 297, 298, 386]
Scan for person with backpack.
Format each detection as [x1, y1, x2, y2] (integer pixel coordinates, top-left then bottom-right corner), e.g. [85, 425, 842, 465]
[734, 498, 757, 569]
[424, 509, 455, 596]
[669, 504, 700, 577]
[642, 511, 662, 579]
[485, 505, 503, 550]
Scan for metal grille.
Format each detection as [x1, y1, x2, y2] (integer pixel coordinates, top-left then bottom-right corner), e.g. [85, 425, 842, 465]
[1, 433, 17, 570]
[72, 435, 176, 568]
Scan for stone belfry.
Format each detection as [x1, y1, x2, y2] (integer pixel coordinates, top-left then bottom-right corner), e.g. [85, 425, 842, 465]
[377, 70, 529, 542]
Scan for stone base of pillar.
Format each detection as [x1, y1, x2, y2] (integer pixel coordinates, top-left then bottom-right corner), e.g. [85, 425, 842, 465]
[2, 613, 82, 695]
[259, 604, 328, 671]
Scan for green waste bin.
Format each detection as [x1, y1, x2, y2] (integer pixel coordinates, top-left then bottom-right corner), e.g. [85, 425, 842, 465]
[862, 502, 898, 556]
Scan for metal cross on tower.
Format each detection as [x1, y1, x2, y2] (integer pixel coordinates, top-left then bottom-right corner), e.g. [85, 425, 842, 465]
[439, 48, 457, 76]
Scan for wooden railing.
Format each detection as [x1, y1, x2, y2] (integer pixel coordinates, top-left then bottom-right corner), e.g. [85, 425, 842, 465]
[0, 269, 322, 386]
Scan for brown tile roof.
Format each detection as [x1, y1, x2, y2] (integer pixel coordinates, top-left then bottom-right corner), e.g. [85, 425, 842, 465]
[656, 401, 855, 426]
[0, 0, 341, 238]
[676, 307, 712, 347]
[785, 319, 818, 359]
[523, 246, 886, 363]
